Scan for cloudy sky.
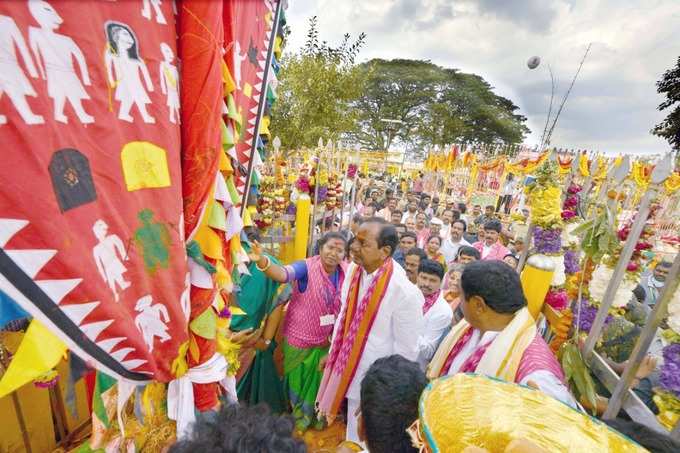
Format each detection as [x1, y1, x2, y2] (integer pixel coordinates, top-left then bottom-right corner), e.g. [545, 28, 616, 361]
[284, 0, 679, 155]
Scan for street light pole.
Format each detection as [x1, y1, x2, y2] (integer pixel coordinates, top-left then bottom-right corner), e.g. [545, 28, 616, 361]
[530, 43, 592, 151]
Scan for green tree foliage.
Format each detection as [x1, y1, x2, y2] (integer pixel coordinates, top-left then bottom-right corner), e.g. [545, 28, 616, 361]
[351, 59, 442, 150]
[652, 56, 680, 150]
[271, 20, 529, 151]
[351, 59, 530, 150]
[270, 17, 367, 149]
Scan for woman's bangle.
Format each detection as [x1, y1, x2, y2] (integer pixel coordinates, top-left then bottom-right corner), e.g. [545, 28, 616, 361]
[282, 265, 290, 282]
[256, 255, 271, 272]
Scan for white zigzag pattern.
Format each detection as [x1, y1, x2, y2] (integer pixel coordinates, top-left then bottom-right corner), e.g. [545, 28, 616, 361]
[0, 218, 145, 373]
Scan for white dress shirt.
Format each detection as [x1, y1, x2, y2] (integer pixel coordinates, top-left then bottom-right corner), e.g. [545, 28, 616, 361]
[417, 294, 453, 370]
[334, 259, 425, 401]
[440, 236, 471, 264]
[445, 329, 577, 408]
[439, 223, 451, 240]
[401, 211, 417, 224]
[377, 207, 392, 221]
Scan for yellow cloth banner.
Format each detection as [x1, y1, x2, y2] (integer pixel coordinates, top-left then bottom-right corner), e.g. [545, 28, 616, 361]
[521, 264, 554, 319]
[293, 195, 311, 261]
[0, 320, 67, 398]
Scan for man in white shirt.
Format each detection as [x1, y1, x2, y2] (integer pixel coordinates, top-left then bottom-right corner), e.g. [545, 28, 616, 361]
[439, 219, 471, 264]
[439, 208, 455, 239]
[416, 259, 452, 370]
[401, 201, 418, 224]
[316, 218, 424, 443]
[377, 197, 397, 222]
[496, 173, 516, 214]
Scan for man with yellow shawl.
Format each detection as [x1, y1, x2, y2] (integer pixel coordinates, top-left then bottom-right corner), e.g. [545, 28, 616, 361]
[428, 260, 577, 408]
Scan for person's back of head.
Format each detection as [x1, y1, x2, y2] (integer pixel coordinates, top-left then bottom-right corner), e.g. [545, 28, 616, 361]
[604, 418, 680, 453]
[360, 355, 427, 453]
[405, 246, 428, 261]
[169, 404, 306, 453]
[461, 260, 526, 314]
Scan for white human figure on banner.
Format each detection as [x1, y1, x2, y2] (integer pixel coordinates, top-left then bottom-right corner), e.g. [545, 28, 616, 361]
[0, 15, 44, 125]
[104, 22, 155, 124]
[134, 295, 171, 352]
[159, 43, 179, 124]
[180, 272, 190, 321]
[233, 41, 247, 89]
[141, 0, 167, 25]
[92, 219, 131, 302]
[28, 0, 94, 124]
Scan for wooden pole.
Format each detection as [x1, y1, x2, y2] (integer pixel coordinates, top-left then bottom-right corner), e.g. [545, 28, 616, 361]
[0, 345, 33, 453]
[11, 392, 33, 453]
[308, 140, 323, 255]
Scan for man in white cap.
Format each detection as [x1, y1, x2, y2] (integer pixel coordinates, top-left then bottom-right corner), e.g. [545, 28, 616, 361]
[429, 217, 444, 239]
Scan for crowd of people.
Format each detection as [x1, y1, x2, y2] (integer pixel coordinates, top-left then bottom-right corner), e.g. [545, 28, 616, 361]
[171, 179, 679, 453]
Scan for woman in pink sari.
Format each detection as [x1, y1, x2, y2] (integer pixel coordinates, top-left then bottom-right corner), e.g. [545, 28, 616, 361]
[249, 232, 347, 431]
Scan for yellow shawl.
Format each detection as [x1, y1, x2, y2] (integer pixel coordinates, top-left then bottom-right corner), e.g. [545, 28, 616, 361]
[427, 307, 536, 381]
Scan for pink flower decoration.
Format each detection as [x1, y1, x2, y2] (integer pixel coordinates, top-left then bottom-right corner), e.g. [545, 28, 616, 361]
[564, 195, 579, 208]
[545, 289, 569, 311]
[568, 184, 582, 194]
[561, 210, 576, 220]
[626, 262, 639, 272]
[295, 176, 311, 194]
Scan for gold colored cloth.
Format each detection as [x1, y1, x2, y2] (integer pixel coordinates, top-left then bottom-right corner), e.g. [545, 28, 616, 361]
[417, 374, 647, 453]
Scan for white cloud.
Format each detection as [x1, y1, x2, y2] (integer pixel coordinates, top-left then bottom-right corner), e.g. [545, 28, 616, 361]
[284, 0, 680, 154]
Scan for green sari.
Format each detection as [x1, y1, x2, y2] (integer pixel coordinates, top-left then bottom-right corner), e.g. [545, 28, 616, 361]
[232, 254, 289, 413]
[282, 339, 328, 431]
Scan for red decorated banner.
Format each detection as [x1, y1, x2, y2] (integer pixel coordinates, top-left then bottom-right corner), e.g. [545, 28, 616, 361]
[224, 0, 279, 202]
[0, 0, 188, 383]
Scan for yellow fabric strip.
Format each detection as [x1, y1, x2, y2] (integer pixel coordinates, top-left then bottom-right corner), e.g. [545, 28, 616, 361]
[0, 320, 67, 398]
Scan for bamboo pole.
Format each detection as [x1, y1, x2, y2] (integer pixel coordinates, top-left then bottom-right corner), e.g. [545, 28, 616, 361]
[308, 138, 323, 255]
[0, 345, 33, 453]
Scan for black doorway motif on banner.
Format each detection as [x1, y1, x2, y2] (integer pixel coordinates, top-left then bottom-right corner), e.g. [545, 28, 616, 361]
[49, 148, 97, 212]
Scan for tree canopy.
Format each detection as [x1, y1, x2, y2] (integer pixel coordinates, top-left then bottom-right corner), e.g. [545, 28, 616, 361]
[269, 17, 367, 149]
[351, 59, 530, 151]
[271, 20, 530, 152]
[652, 56, 680, 150]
